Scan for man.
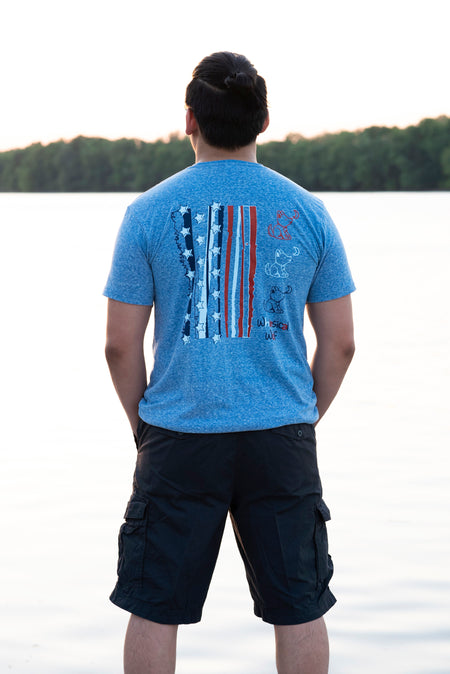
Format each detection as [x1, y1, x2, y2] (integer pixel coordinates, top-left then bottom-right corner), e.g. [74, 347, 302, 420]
[104, 51, 355, 674]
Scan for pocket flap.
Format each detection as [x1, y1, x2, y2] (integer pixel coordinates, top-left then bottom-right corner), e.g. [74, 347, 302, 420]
[316, 500, 331, 522]
[124, 500, 147, 520]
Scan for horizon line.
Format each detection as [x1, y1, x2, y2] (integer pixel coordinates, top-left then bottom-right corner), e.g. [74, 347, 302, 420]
[1, 114, 449, 154]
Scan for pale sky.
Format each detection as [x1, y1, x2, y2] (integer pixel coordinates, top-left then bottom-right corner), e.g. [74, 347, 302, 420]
[2, 0, 449, 151]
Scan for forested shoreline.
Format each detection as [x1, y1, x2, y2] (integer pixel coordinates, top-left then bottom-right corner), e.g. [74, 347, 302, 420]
[1, 116, 449, 192]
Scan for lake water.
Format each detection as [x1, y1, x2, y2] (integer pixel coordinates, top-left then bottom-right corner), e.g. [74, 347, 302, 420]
[0, 192, 449, 673]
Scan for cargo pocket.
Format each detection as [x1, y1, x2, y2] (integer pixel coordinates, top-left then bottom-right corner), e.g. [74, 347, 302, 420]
[117, 499, 148, 587]
[314, 499, 333, 588]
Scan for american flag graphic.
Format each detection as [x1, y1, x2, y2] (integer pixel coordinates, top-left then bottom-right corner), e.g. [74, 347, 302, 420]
[172, 202, 258, 344]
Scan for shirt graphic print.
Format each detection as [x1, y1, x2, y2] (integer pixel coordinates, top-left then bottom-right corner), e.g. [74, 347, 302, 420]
[172, 202, 258, 344]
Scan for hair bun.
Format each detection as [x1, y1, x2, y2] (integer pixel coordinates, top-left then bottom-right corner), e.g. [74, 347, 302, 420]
[224, 71, 254, 90]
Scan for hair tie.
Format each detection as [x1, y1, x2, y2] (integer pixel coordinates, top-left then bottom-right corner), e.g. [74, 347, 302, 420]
[224, 71, 252, 90]
[224, 72, 237, 87]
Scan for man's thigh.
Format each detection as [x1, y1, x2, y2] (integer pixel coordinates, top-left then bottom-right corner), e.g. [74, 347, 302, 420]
[110, 423, 236, 624]
[230, 424, 336, 625]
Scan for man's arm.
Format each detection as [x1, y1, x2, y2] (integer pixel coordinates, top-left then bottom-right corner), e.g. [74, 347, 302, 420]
[105, 298, 152, 435]
[307, 294, 355, 424]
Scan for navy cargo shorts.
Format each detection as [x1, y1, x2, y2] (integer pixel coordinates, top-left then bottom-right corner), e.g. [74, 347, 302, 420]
[109, 420, 336, 625]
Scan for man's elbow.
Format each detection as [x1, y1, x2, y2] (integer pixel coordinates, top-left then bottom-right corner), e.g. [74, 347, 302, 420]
[105, 339, 128, 366]
[341, 336, 356, 364]
[315, 334, 355, 366]
[321, 333, 355, 366]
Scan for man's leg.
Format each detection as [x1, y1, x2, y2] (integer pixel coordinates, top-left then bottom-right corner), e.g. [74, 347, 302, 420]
[274, 617, 329, 674]
[124, 615, 178, 674]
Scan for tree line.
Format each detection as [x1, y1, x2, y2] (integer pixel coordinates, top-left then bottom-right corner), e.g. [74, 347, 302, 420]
[1, 116, 449, 192]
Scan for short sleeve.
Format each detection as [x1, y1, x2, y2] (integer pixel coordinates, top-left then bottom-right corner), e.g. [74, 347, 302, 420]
[103, 207, 154, 305]
[307, 209, 355, 303]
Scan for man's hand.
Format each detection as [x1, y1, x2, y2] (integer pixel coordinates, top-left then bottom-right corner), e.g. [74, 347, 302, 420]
[105, 299, 152, 434]
[307, 295, 355, 424]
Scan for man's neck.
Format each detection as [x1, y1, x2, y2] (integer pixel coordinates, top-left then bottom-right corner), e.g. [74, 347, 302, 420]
[193, 137, 258, 164]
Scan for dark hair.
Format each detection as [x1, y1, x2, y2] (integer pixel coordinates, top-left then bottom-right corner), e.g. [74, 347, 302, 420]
[185, 52, 268, 150]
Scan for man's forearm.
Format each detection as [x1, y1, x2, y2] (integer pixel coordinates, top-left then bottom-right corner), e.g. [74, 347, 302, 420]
[105, 346, 147, 434]
[310, 342, 355, 424]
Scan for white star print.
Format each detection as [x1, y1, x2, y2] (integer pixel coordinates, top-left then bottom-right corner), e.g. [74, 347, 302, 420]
[196, 235, 205, 245]
[212, 334, 221, 343]
[211, 224, 220, 234]
[212, 290, 220, 300]
[187, 270, 195, 279]
[212, 312, 221, 321]
[184, 314, 190, 322]
[182, 335, 190, 344]
[179, 206, 189, 215]
[195, 213, 205, 223]
[181, 227, 190, 237]
[211, 268, 220, 278]
[212, 246, 221, 255]
[196, 301, 205, 310]
[211, 201, 220, 212]
[183, 249, 193, 258]
[198, 257, 205, 267]
[196, 323, 205, 333]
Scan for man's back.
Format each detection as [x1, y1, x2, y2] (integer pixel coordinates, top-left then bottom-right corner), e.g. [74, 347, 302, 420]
[104, 159, 354, 432]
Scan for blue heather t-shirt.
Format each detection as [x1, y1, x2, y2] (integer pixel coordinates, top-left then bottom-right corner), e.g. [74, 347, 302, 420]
[104, 160, 355, 432]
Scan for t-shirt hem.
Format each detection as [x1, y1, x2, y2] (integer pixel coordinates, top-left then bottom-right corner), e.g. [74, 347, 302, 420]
[137, 410, 319, 434]
[307, 284, 356, 303]
[103, 288, 153, 306]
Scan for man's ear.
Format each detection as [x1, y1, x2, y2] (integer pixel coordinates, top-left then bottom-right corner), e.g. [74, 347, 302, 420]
[261, 111, 270, 134]
[185, 108, 198, 136]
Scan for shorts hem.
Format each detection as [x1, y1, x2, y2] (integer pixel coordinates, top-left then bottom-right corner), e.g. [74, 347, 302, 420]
[110, 587, 202, 625]
[254, 590, 337, 625]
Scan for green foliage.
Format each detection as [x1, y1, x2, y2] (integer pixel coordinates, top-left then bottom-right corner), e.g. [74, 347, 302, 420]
[1, 117, 449, 192]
